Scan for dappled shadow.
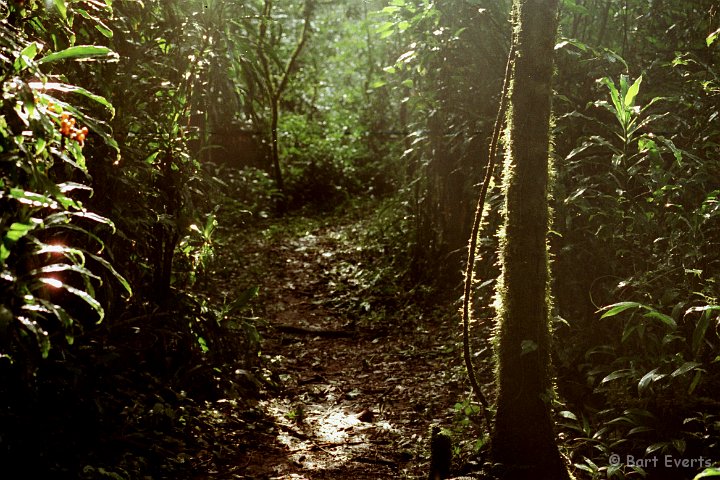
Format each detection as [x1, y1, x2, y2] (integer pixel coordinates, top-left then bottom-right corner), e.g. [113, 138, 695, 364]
[203, 209, 481, 479]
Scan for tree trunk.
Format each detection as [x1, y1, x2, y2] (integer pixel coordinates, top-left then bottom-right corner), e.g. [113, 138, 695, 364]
[491, 1, 570, 479]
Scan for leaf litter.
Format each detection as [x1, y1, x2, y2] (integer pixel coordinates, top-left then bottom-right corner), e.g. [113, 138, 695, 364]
[193, 207, 487, 479]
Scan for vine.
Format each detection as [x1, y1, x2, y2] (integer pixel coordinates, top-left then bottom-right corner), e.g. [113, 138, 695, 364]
[461, 38, 516, 431]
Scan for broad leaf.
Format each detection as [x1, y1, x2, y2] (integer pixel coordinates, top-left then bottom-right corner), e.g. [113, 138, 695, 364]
[38, 45, 116, 64]
[624, 75, 642, 108]
[14, 42, 42, 71]
[54, 0, 67, 19]
[33, 83, 114, 115]
[671, 361, 701, 377]
[638, 368, 665, 393]
[599, 301, 643, 318]
[642, 310, 676, 329]
[707, 28, 720, 46]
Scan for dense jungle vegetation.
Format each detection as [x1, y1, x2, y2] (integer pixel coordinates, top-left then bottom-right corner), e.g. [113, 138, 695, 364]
[1, 0, 719, 478]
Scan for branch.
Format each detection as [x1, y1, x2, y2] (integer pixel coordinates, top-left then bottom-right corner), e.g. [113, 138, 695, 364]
[257, 0, 276, 95]
[274, 0, 312, 101]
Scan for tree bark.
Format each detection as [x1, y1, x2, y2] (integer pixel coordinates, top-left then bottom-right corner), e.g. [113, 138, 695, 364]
[491, 1, 570, 479]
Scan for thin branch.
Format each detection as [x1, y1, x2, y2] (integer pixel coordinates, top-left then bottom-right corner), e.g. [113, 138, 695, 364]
[274, 0, 312, 101]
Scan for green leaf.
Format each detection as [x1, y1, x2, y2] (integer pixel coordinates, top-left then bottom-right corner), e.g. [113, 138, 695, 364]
[707, 28, 720, 47]
[638, 368, 665, 392]
[601, 369, 632, 384]
[687, 306, 720, 355]
[375, 21, 394, 34]
[382, 5, 402, 14]
[38, 45, 116, 64]
[622, 321, 639, 343]
[9, 189, 58, 208]
[624, 75, 642, 108]
[36, 243, 85, 262]
[39, 278, 104, 322]
[642, 310, 676, 329]
[607, 464, 622, 476]
[95, 23, 114, 38]
[397, 49, 416, 64]
[4, 221, 39, 242]
[14, 42, 42, 71]
[36, 299, 74, 343]
[600, 302, 676, 328]
[688, 369, 703, 395]
[646, 442, 668, 455]
[554, 37, 589, 52]
[71, 211, 116, 230]
[87, 252, 133, 296]
[34, 263, 99, 280]
[574, 463, 595, 474]
[558, 410, 578, 421]
[197, 336, 209, 353]
[599, 301, 643, 318]
[17, 315, 51, 358]
[671, 361, 701, 377]
[628, 426, 654, 435]
[599, 77, 623, 120]
[694, 468, 720, 480]
[379, 27, 395, 39]
[54, 0, 67, 19]
[34, 82, 115, 116]
[75, 8, 114, 38]
[692, 311, 711, 355]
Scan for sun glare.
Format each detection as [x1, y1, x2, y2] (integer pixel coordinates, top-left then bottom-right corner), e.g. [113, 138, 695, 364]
[42, 277, 63, 289]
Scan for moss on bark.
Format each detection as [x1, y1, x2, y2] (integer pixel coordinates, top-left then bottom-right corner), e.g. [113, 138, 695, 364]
[490, 1, 571, 479]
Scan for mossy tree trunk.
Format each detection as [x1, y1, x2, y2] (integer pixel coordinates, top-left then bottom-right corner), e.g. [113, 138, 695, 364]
[491, 1, 570, 479]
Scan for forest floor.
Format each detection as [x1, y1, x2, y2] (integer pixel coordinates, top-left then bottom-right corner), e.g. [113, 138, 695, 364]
[197, 201, 489, 479]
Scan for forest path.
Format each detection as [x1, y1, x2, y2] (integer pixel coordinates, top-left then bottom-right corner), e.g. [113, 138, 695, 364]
[211, 204, 472, 479]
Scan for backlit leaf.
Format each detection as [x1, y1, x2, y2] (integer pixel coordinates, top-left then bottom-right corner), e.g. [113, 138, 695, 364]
[54, 0, 67, 19]
[601, 369, 632, 384]
[707, 28, 720, 47]
[624, 75, 642, 108]
[39, 45, 116, 64]
[694, 467, 720, 479]
[638, 368, 665, 392]
[599, 301, 642, 318]
[39, 278, 104, 322]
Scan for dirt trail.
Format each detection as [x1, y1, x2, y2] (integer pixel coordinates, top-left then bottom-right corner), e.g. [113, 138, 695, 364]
[216, 211, 474, 479]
